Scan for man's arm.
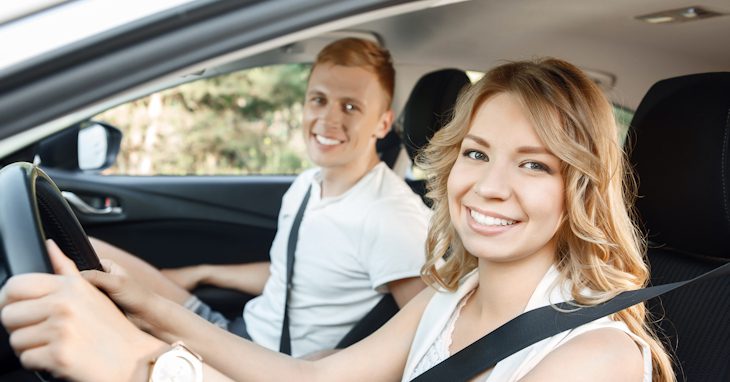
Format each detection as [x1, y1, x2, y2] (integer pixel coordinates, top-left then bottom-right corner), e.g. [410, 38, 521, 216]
[161, 262, 271, 295]
[387, 276, 426, 308]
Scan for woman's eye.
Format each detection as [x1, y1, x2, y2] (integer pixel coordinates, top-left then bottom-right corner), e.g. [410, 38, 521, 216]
[464, 150, 488, 161]
[310, 96, 325, 105]
[343, 103, 358, 112]
[521, 161, 550, 172]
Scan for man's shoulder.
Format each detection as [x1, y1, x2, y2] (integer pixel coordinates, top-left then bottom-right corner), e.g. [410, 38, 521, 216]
[365, 163, 423, 202]
[285, 168, 319, 195]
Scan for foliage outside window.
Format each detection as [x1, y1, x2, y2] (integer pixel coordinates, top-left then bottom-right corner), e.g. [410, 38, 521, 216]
[96, 64, 312, 175]
[613, 106, 633, 146]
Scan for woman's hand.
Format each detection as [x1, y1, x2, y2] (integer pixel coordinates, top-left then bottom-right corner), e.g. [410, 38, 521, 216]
[161, 265, 209, 291]
[0, 240, 166, 382]
[81, 254, 167, 333]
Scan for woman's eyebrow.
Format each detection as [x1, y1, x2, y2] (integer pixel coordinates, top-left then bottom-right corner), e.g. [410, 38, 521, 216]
[464, 134, 489, 147]
[464, 135, 553, 156]
[517, 146, 550, 155]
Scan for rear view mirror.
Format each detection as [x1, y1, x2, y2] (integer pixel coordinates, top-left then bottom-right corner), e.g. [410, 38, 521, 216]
[36, 121, 122, 171]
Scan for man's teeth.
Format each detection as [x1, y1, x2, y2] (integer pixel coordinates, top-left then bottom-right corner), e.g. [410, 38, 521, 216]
[315, 134, 341, 146]
[470, 209, 516, 226]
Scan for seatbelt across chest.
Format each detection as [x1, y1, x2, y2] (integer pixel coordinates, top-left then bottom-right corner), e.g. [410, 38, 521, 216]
[279, 185, 311, 355]
[412, 261, 730, 381]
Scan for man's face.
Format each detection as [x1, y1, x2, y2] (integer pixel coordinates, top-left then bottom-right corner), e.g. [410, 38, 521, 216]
[302, 63, 392, 173]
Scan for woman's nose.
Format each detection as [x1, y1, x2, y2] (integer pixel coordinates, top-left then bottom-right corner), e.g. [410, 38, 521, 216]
[472, 163, 512, 200]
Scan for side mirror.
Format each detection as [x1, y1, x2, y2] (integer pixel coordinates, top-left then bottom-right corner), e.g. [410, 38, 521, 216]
[36, 121, 122, 171]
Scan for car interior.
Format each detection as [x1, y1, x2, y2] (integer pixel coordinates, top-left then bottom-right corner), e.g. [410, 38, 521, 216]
[0, 0, 728, 380]
[629, 72, 730, 381]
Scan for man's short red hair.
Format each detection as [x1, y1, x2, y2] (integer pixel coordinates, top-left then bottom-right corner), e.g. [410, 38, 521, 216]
[313, 38, 395, 108]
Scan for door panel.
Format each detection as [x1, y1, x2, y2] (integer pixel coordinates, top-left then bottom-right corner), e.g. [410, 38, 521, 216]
[44, 167, 293, 318]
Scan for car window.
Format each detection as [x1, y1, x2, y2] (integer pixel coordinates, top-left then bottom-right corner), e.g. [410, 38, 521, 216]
[94, 63, 312, 175]
[613, 105, 633, 146]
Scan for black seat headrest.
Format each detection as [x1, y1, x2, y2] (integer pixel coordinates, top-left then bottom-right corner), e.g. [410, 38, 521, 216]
[629, 72, 730, 258]
[400, 69, 470, 161]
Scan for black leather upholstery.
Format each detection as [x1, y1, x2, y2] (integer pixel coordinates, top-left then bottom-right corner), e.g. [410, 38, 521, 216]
[401, 69, 471, 161]
[376, 129, 402, 169]
[629, 72, 730, 381]
[399, 69, 470, 203]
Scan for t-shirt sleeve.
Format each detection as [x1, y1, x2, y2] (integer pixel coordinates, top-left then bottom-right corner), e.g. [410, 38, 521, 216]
[359, 197, 430, 292]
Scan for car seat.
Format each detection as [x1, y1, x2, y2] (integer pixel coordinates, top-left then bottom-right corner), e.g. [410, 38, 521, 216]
[399, 68, 470, 204]
[629, 72, 730, 381]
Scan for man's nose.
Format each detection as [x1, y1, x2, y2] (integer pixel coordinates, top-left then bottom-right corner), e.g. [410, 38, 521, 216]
[321, 103, 344, 125]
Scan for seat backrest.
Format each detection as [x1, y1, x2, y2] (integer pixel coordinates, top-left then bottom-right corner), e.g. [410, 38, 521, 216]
[629, 72, 730, 382]
[399, 68, 470, 203]
[376, 129, 402, 169]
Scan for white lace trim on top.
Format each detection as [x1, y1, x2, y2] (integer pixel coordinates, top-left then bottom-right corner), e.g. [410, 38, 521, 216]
[409, 289, 476, 377]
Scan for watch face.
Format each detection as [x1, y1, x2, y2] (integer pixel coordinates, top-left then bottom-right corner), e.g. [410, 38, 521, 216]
[151, 353, 197, 382]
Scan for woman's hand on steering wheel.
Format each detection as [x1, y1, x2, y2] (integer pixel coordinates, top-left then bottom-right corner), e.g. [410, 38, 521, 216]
[81, 253, 165, 333]
[0, 240, 166, 382]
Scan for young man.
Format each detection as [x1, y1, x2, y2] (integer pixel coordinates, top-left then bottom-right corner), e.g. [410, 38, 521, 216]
[90, 37, 430, 357]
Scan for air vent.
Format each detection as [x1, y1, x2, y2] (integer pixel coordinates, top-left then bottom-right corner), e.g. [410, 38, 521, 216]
[636, 6, 725, 24]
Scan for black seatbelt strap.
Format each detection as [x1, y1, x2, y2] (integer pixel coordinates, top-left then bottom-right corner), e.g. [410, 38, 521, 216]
[279, 185, 312, 355]
[413, 261, 730, 382]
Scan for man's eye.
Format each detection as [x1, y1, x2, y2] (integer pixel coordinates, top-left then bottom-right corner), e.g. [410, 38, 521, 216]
[463, 150, 488, 161]
[310, 96, 325, 104]
[343, 103, 358, 112]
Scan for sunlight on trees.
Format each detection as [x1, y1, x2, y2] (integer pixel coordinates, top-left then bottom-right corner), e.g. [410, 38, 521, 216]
[95, 64, 312, 175]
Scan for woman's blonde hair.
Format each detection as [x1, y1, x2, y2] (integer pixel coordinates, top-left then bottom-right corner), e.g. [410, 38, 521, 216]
[417, 58, 674, 381]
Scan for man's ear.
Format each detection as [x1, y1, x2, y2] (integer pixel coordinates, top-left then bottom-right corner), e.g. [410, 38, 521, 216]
[374, 109, 394, 139]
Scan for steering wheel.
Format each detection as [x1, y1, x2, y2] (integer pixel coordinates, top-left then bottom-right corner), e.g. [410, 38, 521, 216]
[0, 162, 103, 380]
[0, 162, 102, 274]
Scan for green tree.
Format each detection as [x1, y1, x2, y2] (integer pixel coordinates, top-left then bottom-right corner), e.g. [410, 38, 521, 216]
[96, 64, 312, 175]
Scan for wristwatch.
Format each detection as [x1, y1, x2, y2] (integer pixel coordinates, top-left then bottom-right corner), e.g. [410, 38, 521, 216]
[149, 341, 203, 382]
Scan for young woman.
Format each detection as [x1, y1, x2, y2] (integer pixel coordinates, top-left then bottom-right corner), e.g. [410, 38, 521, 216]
[0, 58, 674, 381]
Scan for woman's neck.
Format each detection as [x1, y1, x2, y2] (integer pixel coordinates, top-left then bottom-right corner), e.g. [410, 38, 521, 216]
[472, 246, 557, 326]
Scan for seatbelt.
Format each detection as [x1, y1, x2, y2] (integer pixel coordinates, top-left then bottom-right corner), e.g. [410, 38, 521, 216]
[412, 261, 730, 382]
[279, 185, 311, 355]
[336, 293, 399, 349]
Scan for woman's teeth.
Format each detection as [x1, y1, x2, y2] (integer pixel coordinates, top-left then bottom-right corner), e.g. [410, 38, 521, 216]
[470, 209, 516, 226]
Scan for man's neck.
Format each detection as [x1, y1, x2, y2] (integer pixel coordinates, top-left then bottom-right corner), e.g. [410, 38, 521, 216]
[319, 154, 381, 198]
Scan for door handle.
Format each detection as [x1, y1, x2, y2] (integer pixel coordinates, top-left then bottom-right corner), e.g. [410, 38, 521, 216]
[61, 191, 122, 215]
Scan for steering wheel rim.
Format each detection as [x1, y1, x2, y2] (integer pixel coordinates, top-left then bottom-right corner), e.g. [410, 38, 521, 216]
[0, 162, 102, 276]
[0, 162, 104, 380]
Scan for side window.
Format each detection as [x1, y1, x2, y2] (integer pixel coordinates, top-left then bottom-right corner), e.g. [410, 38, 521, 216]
[613, 105, 633, 146]
[94, 64, 312, 175]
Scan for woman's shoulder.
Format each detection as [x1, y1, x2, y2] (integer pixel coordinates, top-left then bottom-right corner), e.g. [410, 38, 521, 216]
[519, 326, 646, 382]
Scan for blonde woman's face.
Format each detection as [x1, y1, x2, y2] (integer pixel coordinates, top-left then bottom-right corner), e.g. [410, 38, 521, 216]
[447, 93, 564, 265]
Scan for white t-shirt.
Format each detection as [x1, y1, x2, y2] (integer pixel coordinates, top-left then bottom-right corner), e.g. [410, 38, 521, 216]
[244, 162, 431, 357]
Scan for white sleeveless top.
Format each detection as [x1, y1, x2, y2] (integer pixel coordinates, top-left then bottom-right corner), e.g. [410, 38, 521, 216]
[403, 266, 652, 381]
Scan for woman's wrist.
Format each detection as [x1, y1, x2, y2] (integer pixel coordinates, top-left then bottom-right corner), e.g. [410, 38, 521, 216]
[127, 332, 169, 382]
[132, 292, 178, 335]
